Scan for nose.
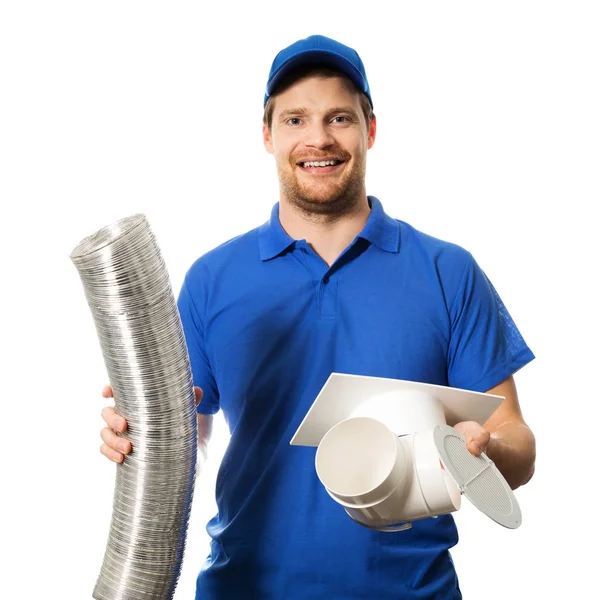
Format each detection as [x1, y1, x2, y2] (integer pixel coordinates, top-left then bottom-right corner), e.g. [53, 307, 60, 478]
[304, 119, 335, 149]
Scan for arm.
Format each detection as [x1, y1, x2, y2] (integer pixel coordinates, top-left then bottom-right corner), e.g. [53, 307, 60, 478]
[484, 376, 536, 489]
[454, 375, 536, 490]
[197, 412, 213, 466]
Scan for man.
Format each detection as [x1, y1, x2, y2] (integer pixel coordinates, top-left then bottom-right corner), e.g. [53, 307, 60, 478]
[100, 35, 536, 599]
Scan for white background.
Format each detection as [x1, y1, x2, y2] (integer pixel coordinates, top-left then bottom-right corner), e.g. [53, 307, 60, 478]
[1, 1, 598, 598]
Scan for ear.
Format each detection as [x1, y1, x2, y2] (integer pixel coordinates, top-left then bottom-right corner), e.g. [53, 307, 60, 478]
[263, 123, 274, 155]
[367, 116, 377, 150]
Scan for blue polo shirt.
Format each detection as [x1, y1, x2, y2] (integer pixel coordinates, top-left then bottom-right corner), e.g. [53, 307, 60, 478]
[177, 197, 534, 600]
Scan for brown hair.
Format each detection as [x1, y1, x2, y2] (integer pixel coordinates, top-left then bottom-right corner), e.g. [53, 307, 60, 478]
[263, 66, 374, 131]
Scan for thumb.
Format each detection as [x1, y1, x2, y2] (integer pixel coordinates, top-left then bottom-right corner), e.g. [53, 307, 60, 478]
[194, 386, 203, 407]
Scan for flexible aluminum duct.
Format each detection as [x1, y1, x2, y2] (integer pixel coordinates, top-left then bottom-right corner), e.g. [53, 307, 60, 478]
[70, 214, 198, 600]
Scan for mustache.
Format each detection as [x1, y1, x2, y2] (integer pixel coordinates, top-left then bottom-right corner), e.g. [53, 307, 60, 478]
[292, 149, 352, 163]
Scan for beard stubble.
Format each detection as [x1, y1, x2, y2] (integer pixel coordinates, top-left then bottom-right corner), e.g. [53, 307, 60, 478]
[277, 150, 366, 221]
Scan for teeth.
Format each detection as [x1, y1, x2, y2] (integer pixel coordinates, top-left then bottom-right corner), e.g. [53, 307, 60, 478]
[303, 160, 338, 168]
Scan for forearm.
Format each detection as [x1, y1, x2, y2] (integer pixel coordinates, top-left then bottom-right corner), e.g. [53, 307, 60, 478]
[198, 439, 209, 461]
[486, 421, 536, 490]
[196, 413, 213, 475]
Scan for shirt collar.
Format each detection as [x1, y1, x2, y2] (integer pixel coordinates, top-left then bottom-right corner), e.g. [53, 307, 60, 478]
[258, 196, 400, 261]
[358, 196, 401, 253]
[258, 202, 296, 261]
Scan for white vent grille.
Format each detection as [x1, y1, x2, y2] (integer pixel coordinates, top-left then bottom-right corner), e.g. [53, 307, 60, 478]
[434, 425, 521, 529]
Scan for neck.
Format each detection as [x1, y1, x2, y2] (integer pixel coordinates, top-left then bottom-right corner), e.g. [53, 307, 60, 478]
[279, 195, 371, 266]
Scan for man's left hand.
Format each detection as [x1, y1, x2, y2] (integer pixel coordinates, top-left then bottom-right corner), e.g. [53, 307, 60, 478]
[453, 421, 491, 457]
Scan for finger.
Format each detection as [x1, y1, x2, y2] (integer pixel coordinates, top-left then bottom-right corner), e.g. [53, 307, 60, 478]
[194, 386, 203, 407]
[466, 437, 484, 456]
[100, 426, 131, 455]
[102, 385, 114, 399]
[100, 442, 125, 463]
[466, 430, 490, 456]
[101, 406, 127, 432]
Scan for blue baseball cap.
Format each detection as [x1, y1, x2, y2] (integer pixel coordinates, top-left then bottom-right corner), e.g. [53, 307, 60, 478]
[264, 34, 373, 108]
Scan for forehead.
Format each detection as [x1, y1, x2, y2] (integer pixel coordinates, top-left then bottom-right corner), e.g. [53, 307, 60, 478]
[271, 74, 361, 115]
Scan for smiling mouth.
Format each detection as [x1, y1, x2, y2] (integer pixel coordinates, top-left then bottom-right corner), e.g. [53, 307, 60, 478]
[297, 159, 346, 175]
[299, 159, 344, 168]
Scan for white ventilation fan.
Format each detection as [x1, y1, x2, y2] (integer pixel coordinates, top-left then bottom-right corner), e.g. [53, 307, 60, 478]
[290, 373, 521, 532]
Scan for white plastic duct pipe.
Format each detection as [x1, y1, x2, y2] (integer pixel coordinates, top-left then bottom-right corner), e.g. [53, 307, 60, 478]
[315, 417, 460, 531]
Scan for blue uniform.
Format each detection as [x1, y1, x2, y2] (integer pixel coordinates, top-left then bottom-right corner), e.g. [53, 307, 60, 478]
[177, 196, 534, 599]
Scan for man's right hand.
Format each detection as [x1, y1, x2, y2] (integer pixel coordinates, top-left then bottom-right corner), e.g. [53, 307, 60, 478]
[99, 385, 204, 463]
[100, 386, 131, 463]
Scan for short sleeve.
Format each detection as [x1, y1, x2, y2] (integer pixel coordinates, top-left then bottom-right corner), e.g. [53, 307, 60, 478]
[447, 253, 535, 392]
[177, 277, 220, 415]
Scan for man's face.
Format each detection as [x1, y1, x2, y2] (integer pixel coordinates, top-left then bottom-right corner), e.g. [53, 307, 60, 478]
[263, 74, 376, 216]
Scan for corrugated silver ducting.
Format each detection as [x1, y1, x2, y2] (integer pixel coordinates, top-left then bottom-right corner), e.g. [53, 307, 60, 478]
[70, 214, 198, 600]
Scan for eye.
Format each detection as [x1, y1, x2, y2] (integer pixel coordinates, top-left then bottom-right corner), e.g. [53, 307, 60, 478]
[332, 116, 352, 124]
[286, 117, 302, 126]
